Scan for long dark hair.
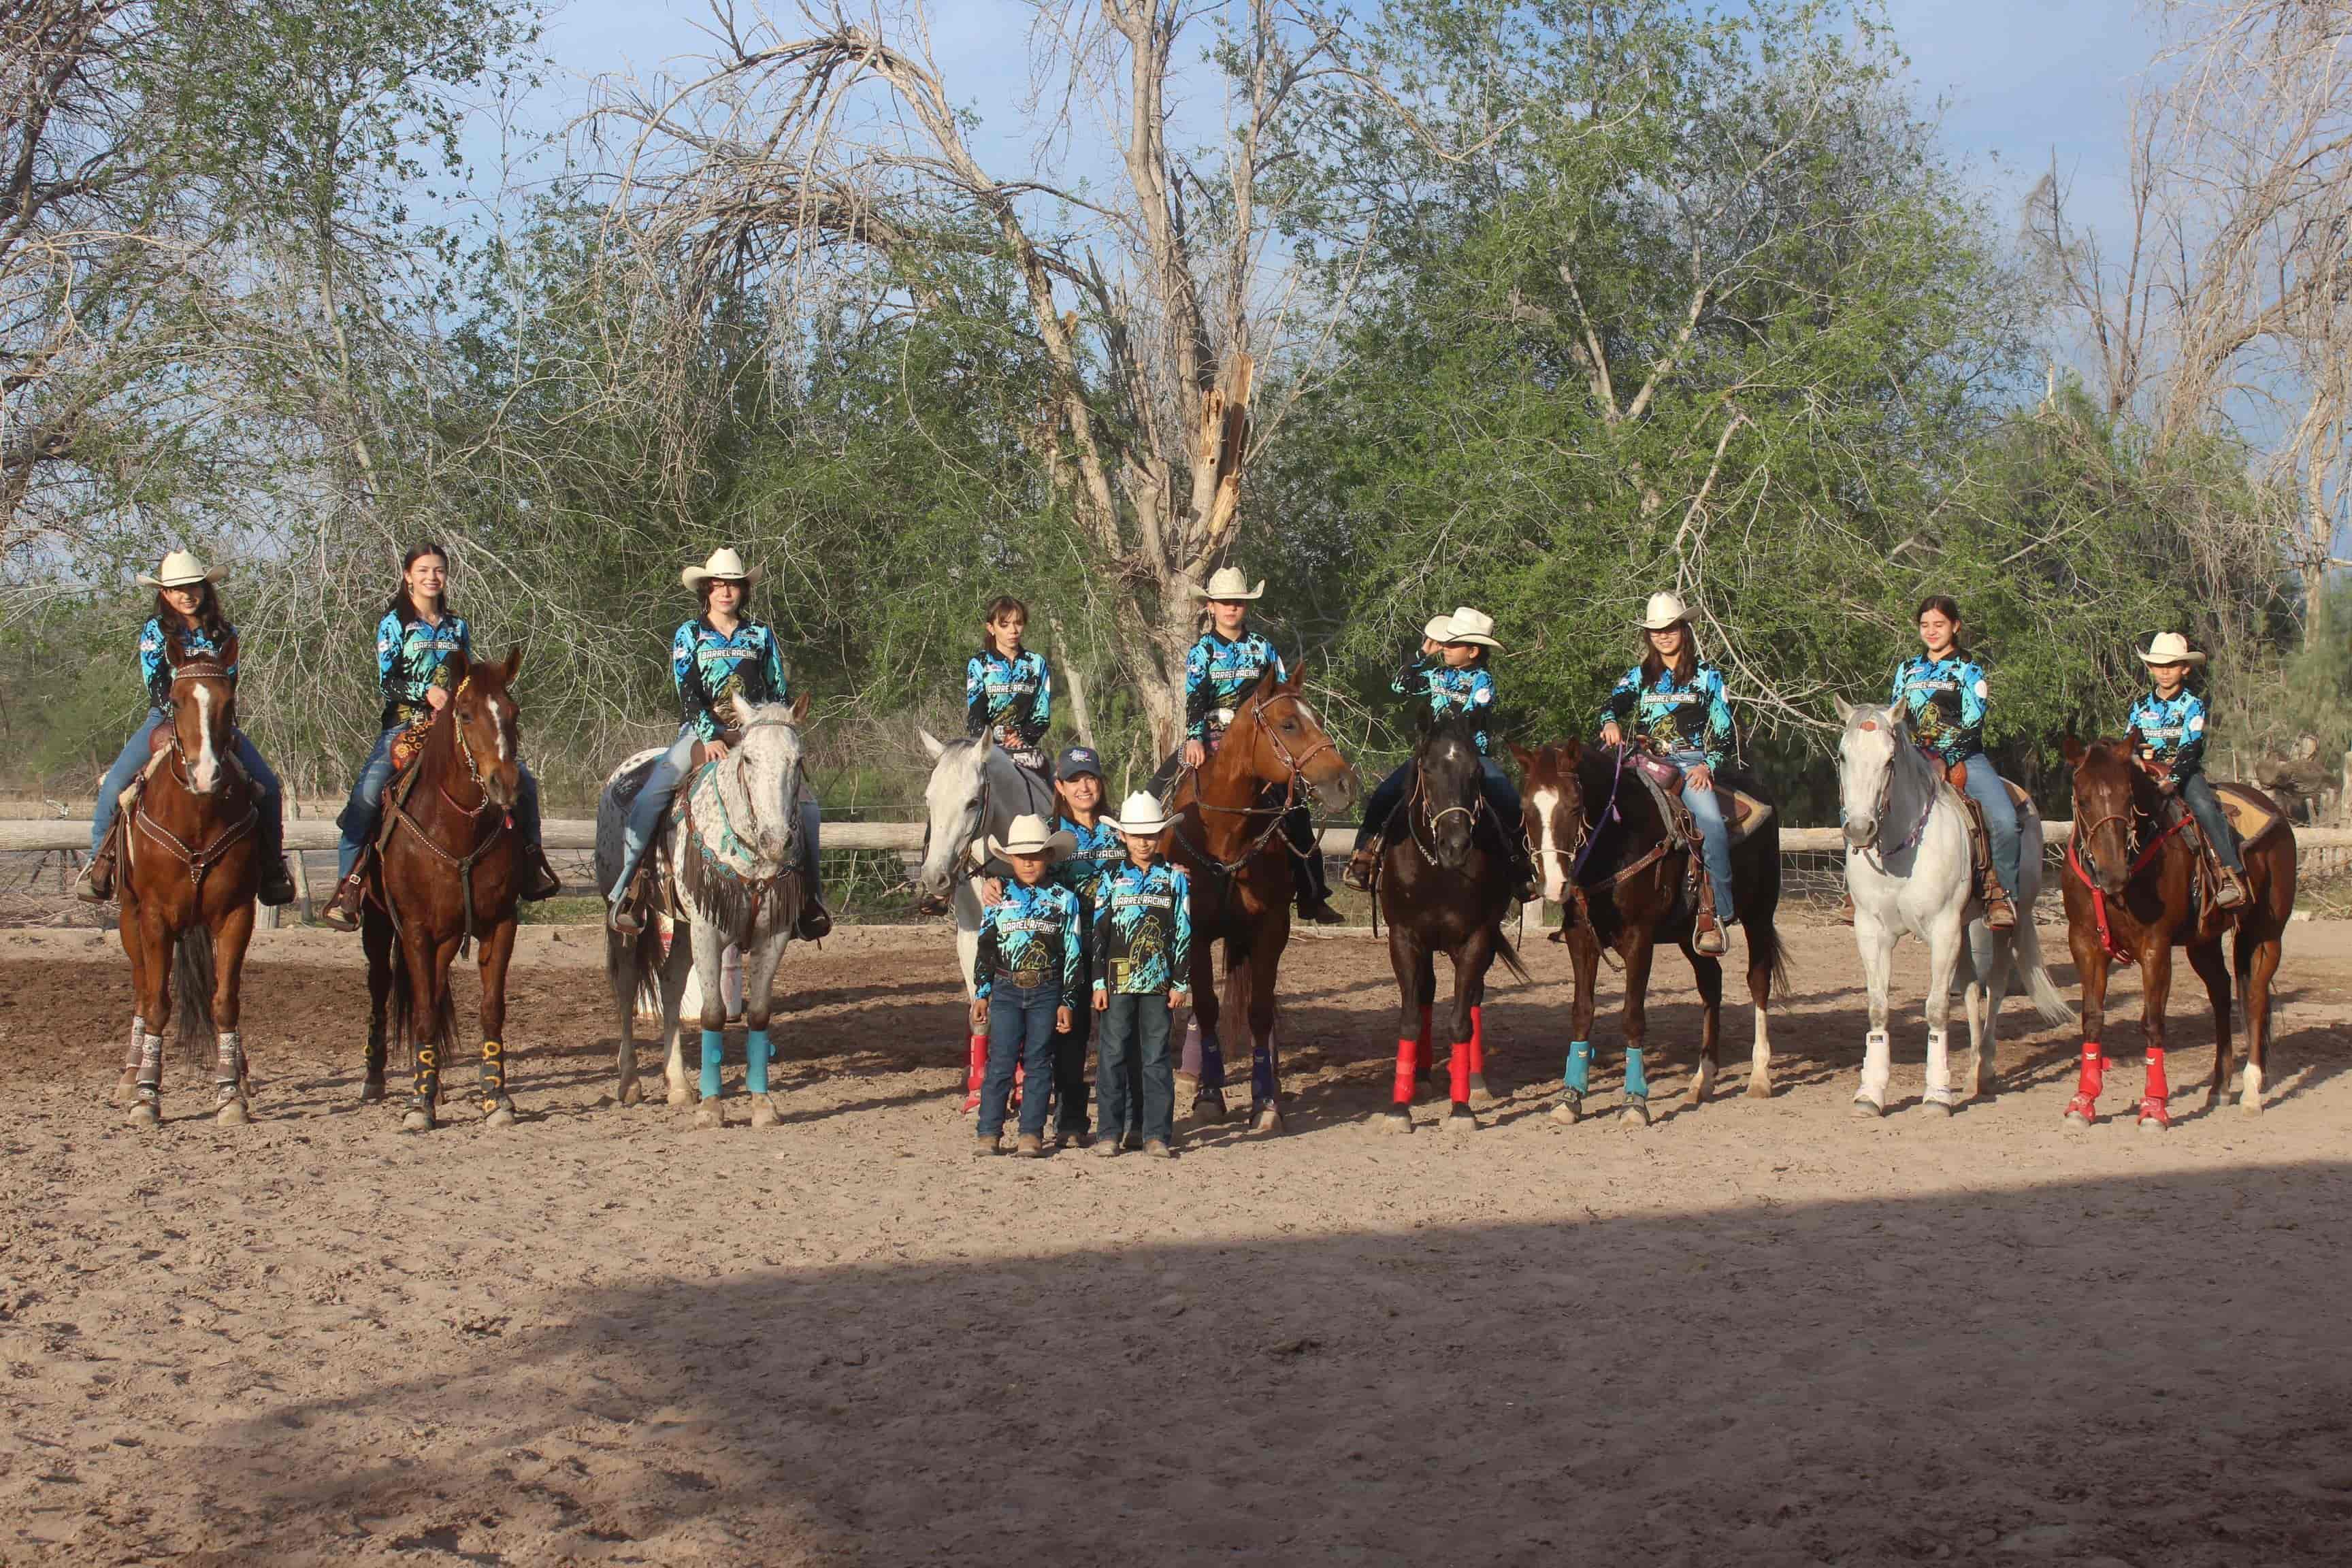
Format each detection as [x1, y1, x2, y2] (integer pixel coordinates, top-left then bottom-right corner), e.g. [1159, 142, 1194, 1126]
[152, 581, 229, 645]
[388, 542, 455, 625]
[1914, 593, 1965, 653]
[697, 576, 755, 616]
[1637, 623, 1697, 684]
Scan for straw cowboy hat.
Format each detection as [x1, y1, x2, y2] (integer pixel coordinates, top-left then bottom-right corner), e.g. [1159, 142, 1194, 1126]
[2138, 632, 2208, 668]
[680, 546, 762, 589]
[1190, 566, 1264, 602]
[137, 550, 222, 589]
[988, 813, 1077, 862]
[1105, 791, 1175, 836]
[1637, 590, 1693, 630]
[1443, 606, 1501, 649]
[1420, 612, 1455, 642]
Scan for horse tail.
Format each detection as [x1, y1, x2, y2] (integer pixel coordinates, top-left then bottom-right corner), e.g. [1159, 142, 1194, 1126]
[1746, 915, 1793, 1002]
[2010, 916, 2073, 1028]
[172, 925, 218, 1067]
[1492, 924, 1533, 985]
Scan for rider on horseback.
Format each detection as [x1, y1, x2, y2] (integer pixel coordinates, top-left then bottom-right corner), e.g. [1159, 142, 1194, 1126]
[76, 551, 297, 908]
[1891, 595, 2018, 931]
[604, 548, 829, 942]
[2127, 632, 2250, 910]
[1151, 566, 1341, 925]
[320, 544, 561, 929]
[1596, 592, 1739, 957]
[965, 595, 1054, 777]
[1343, 606, 1535, 900]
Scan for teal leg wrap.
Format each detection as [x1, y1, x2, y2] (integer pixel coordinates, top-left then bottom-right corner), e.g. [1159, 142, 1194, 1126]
[1565, 1040, 1593, 1096]
[700, 1028, 724, 1100]
[745, 1028, 771, 1096]
[1624, 1046, 1648, 1100]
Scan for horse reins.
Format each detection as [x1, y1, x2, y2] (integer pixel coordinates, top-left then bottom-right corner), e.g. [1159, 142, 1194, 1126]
[1858, 745, 1940, 873]
[1173, 692, 1335, 879]
[385, 679, 512, 951]
[1403, 762, 1486, 866]
[2065, 806, 2186, 963]
[131, 661, 257, 889]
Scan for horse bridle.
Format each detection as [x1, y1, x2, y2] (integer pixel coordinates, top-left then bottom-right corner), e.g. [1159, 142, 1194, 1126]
[2069, 805, 2142, 886]
[1853, 739, 1938, 871]
[134, 661, 257, 884]
[1177, 691, 1340, 877]
[159, 661, 239, 791]
[1405, 757, 1486, 866]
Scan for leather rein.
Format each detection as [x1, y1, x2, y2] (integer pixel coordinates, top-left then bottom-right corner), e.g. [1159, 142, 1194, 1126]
[1173, 692, 1339, 879]
[2065, 798, 2187, 963]
[384, 679, 514, 949]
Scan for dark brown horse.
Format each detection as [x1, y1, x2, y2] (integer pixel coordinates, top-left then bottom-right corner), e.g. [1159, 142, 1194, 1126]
[1375, 714, 1529, 1133]
[359, 647, 529, 1132]
[112, 636, 262, 1125]
[1166, 663, 1356, 1132]
[1516, 738, 1787, 1125]
[2059, 737, 2296, 1127]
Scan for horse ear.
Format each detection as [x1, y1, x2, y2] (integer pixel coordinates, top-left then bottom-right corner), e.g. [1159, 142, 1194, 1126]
[1283, 657, 1305, 692]
[503, 644, 524, 683]
[2061, 732, 2085, 767]
[220, 632, 240, 671]
[1507, 740, 1536, 772]
[444, 647, 470, 689]
[1559, 736, 1583, 766]
[1884, 703, 1904, 731]
[789, 690, 810, 725]
[917, 728, 946, 762]
[1835, 698, 1856, 724]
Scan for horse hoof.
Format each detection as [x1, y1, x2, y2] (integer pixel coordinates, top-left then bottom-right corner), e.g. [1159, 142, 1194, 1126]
[112, 1071, 138, 1108]
[485, 1105, 517, 1128]
[1376, 1108, 1414, 1135]
[667, 1085, 694, 1109]
[214, 1099, 250, 1126]
[402, 1109, 434, 1132]
[2063, 1110, 2093, 1130]
[1252, 1103, 1284, 1135]
[1445, 1107, 1479, 1134]
[1550, 1097, 1582, 1125]
[1850, 1098, 1884, 1120]
[1745, 1077, 1774, 1101]
[2136, 1114, 2168, 1134]
[360, 1080, 386, 1105]
[2240, 1095, 2264, 1117]
[1919, 1098, 1953, 1119]
[1191, 1092, 1228, 1125]
[693, 1102, 725, 1130]
[1467, 1075, 1497, 1107]
[128, 1101, 161, 1128]
[1620, 1100, 1650, 1127]
[749, 1094, 780, 1128]
[619, 1079, 644, 1107]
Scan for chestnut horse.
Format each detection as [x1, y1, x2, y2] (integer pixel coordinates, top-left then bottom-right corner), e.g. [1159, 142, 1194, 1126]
[1516, 738, 1788, 1126]
[1166, 664, 1356, 1132]
[359, 647, 529, 1132]
[2058, 737, 2296, 1128]
[112, 636, 262, 1125]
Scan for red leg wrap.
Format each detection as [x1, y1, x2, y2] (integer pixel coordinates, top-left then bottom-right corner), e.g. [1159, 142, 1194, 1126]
[1468, 1005, 1486, 1076]
[2138, 1047, 2171, 1128]
[2065, 1044, 2104, 1122]
[1394, 1039, 1417, 1106]
[1449, 1035, 1471, 1105]
[962, 1034, 987, 1111]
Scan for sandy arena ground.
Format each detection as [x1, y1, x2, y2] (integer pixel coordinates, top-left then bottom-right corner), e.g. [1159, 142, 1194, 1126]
[1, 917, 2349, 1566]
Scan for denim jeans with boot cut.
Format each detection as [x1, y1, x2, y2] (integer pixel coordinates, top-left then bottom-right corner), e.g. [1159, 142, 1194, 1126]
[979, 980, 1061, 1142]
[1096, 992, 1174, 1146]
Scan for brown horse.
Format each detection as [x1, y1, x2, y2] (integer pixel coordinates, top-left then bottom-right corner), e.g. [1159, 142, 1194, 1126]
[359, 647, 528, 1132]
[2058, 737, 2296, 1127]
[1516, 738, 1788, 1126]
[112, 636, 262, 1125]
[1165, 664, 1356, 1132]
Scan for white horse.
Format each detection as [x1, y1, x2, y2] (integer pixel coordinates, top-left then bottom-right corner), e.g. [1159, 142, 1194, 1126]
[1836, 702, 2070, 1115]
[910, 730, 1055, 1111]
[596, 697, 814, 1126]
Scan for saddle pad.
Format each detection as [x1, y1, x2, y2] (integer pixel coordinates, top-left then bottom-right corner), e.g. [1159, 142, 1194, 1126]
[2003, 778, 2032, 814]
[2215, 781, 2286, 847]
[1722, 788, 1773, 847]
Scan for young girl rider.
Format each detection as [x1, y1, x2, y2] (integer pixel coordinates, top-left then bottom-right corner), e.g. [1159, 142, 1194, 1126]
[604, 547, 828, 942]
[1891, 595, 2019, 930]
[1596, 591, 1739, 956]
[1156, 566, 1341, 924]
[1343, 606, 1533, 897]
[321, 543, 560, 928]
[76, 550, 297, 909]
[966, 595, 1053, 774]
[2126, 632, 2249, 909]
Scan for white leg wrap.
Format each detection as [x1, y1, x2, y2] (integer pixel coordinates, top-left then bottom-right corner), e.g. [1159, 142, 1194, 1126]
[1858, 1028, 1892, 1106]
[1923, 1028, 1953, 1104]
[137, 1031, 165, 1104]
[216, 1030, 245, 1099]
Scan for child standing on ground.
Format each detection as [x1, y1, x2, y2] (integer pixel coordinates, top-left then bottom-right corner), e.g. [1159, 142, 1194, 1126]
[970, 813, 1083, 1158]
[1091, 792, 1191, 1158]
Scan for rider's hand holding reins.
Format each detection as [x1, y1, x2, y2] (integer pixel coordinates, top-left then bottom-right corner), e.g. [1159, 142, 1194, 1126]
[426, 687, 449, 713]
[1182, 738, 1207, 769]
[1601, 721, 1623, 748]
[1686, 762, 1714, 792]
[706, 740, 731, 762]
[1056, 1006, 1072, 1032]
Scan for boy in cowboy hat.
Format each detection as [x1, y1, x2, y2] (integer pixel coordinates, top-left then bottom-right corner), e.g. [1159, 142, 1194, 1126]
[965, 595, 1054, 774]
[1344, 606, 1533, 897]
[606, 547, 828, 940]
[1090, 791, 1192, 1158]
[970, 813, 1084, 1157]
[1154, 564, 1341, 923]
[2127, 632, 2249, 909]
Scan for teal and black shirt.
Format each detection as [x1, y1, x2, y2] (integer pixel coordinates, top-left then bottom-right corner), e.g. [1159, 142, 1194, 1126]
[2127, 689, 2208, 773]
[376, 611, 470, 730]
[1892, 655, 1989, 764]
[1394, 656, 1497, 755]
[971, 881, 1083, 1010]
[1598, 661, 1735, 770]
[1092, 859, 1192, 997]
[673, 618, 789, 741]
[140, 617, 238, 711]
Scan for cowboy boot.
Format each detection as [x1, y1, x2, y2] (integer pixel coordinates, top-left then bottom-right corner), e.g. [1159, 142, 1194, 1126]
[795, 887, 832, 942]
[318, 859, 371, 931]
[75, 834, 118, 904]
[1691, 875, 1729, 956]
[2215, 866, 2251, 909]
[606, 863, 658, 936]
[1296, 855, 1343, 925]
[1343, 843, 1382, 892]
[257, 812, 297, 908]
[1957, 794, 2015, 930]
[518, 843, 562, 902]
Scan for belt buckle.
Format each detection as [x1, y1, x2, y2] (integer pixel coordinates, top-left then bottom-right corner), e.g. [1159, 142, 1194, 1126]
[1008, 967, 1045, 990]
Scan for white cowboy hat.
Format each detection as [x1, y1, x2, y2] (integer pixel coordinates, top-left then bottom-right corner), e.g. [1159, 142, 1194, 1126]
[137, 550, 222, 589]
[2138, 632, 2208, 668]
[1443, 606, 1501, 649]
[1637, 590, 1693, 630]
[1190, 566, 1264, 602]
[988, 813, 1078, 862]
[681, 546, 762, 589]
[1105, 791, 1175, 836]
[1420, 612, 1455, 643]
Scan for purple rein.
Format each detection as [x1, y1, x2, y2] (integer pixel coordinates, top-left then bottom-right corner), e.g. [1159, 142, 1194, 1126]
[1568, 745, 1629, 887]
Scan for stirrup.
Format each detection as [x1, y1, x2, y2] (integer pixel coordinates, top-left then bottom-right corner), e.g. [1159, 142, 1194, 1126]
[1693, 909, 1728, 956]
[75, 853, 115, 904]
[318, 870, 369, 931]
[795, 893, 832, 942]
[2215, 869, 2249, 909]
[1342, 845, 1380, 892]
[519, 846, 562, 902]
[1982, 888, 2016, 930]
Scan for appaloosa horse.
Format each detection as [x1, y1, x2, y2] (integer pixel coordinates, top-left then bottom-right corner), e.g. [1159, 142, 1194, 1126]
[1166, 664, 1356, 1132]
[2059, 736, 2296, 1128]
[597, 696, 815, 1126]
[112, 636, 262, 1125]
[1517, 738, 1787, 1125]
[1375, 714, 1529, 1133]
[358, 647, 529, 1132]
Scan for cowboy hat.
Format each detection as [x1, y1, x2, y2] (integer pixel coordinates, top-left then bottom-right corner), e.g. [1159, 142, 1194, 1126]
[2138, 632, 2208, 668]
[1443, 606, 1501, 649]
[1105, 791, 1175, 837]
[1637, 590, 1693, 630]
[1190, 566, 1264, 602]
[1420, 612, 1455, 643]
[137, 550, 222, 589]
[988, 813, 1077, 862]
[680, 546, 762, 589]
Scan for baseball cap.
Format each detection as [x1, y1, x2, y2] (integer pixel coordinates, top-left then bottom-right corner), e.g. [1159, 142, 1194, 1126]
[1055, 745, 1103, 781]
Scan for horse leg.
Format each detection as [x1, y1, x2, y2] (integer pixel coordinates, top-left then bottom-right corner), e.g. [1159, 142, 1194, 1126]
[1188, 940, 1230, 1127]
[1444, 936, 1490, 1132]
[2134, 939, 2176, 1132]
[608, 925, 642, 1108]
[1744, 918, 1776, 1100]
[476, 918, 519, 1126]
[399, 926, 442, 1132]
[656, 921, 693, 1107]
[689, 919, 730, 1129]
[1382, 925, 1424, 1134]
[1920, 914, 1965, 1115]
[116, 901, 150, 1108]
[1618, 931, 1657, 1126]
[2238, 927, 2280, 1115]
[1963, 921, 2008, 1102]
[1244, 926, 1285, 1135]
[1555, 919, 1602, 1124]
[2182, 939, 2233, 1127]
[1683, 944, 1722, 1108]
[2065, 924, 2112, 1128]
[742, 927, 789, 1128]
[1414, 948, 1436, 1087]
[361, 914, 392, 1103]
[128, 912, 172, 1126]
[211, 901, 257, 1124]
[1852, 906, 1895, 1117]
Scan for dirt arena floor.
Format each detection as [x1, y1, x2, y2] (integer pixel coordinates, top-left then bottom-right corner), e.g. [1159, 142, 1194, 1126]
[3, 917, 2349, 1566]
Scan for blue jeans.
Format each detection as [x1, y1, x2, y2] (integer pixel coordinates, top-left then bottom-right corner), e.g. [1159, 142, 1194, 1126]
[1956, 752, 2021, 898]
[94, 709, 282, 853]
[606, 726, 823, 903]
[981, 980, 1062, 1140]
[2178, 769, 2244, 872]
[1669, 750, 1736, 922]
[337, 724, 544, 879]
[1096, 991, 1174, 1145]
[1356, 757, 1523, 849]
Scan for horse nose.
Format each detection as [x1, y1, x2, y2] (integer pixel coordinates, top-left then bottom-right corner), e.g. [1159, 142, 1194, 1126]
[1843, 819, 1874, 849]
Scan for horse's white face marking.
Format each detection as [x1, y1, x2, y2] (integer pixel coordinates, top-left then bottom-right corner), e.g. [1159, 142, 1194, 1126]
[915, 740, 987, 898]
[191, 683, 219, 793]
[1531, 787, 1565, 904]
[489, 697, 510, 763]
